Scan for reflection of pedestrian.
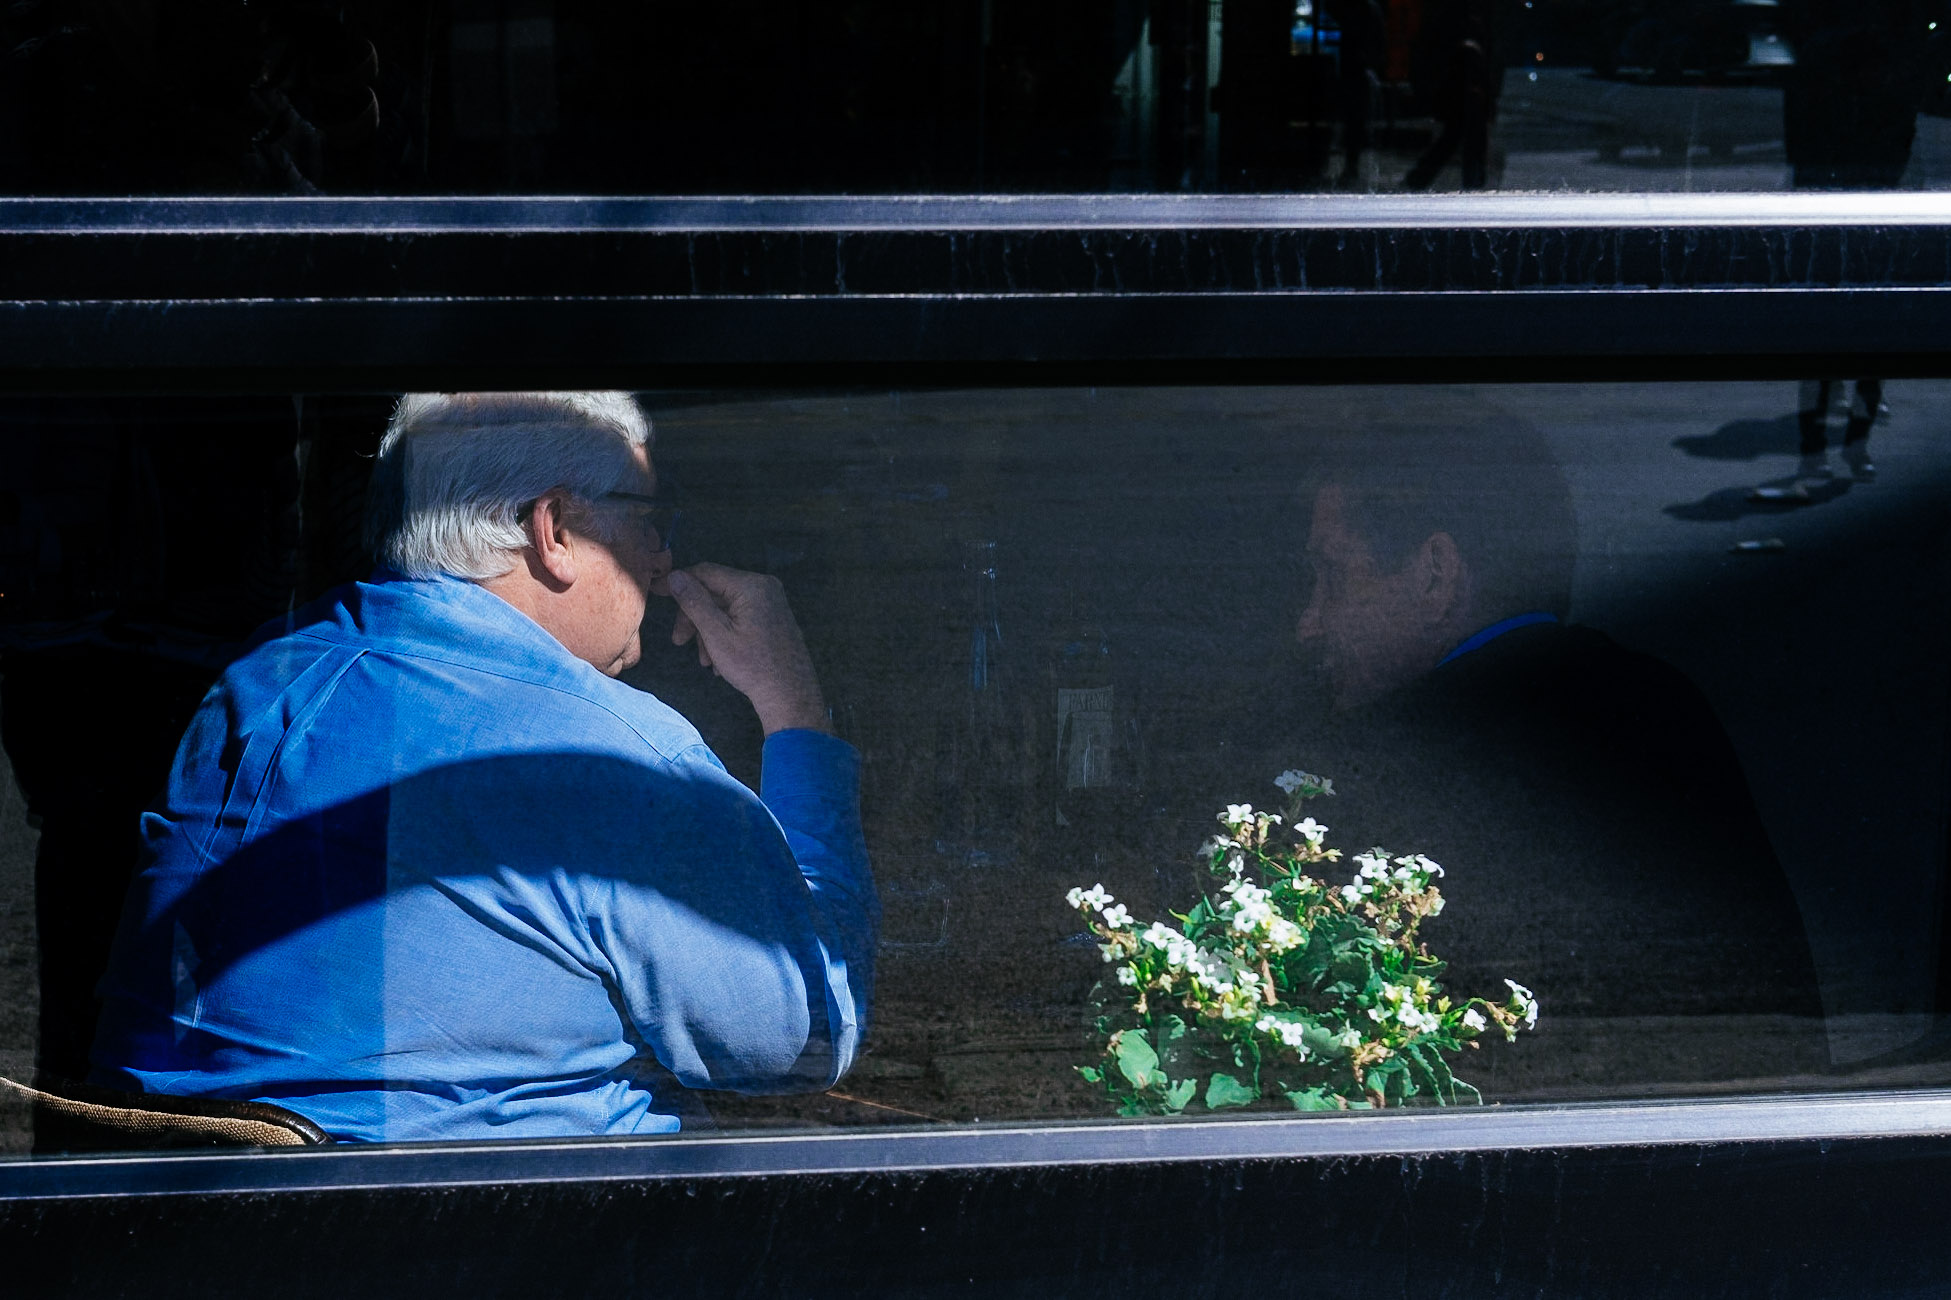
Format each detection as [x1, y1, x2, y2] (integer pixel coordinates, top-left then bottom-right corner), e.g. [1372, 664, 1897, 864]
[1324, 0, 1385, 186]
[1403, 0, 1502, 190]
[1797, 378, 1882, 483]
[1782, 0, 1928, 485]
[1276, 417, 1826, 1081]
[1783, 0, 1927, 190]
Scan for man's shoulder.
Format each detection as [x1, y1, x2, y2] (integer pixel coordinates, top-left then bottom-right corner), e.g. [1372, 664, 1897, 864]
[219, 576, 711, 765]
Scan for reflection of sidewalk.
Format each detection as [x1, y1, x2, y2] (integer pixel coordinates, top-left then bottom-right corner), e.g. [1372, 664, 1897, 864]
[1335, 67, 1794, 191]
[1258, 64, 1951, 192]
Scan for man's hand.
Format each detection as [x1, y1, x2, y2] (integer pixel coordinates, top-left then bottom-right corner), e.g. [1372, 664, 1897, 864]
[665, 563, 831, 735]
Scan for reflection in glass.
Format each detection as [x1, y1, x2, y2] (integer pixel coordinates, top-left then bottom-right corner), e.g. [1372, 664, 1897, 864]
[6, 3, 1951, 194]
[4, 381, 1951, 1150]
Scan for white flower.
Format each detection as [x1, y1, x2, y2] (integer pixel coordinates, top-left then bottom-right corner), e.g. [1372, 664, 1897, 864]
[1115, 965, 1138, 987]
[1462, 1009, 1487, 1032]
[1228, 889, 1275, 931]
[1274, 769, 1335, 797]
[1220, 877, 1264, 903]
[1140, 922, 1178, 949]
[1339, 884, 1361, 903]
[1366, 1007, 1384, 1022]
[1294, 817, 1327, 845]
[1100, 904, 1130, 929]
[1428, 895, 1445, 916]
[1222, 803, 1255, 824]
[1335, 1027, 1363, 1049]
[1256, 1016, 1310, 1053]
[1356, 854, 1391, 880]
[1504, 979, 1539, 1028]
[1065, 887, 1086, 909]
[1079, 884, 1113, 911]
[1264, 918, 1303, 952]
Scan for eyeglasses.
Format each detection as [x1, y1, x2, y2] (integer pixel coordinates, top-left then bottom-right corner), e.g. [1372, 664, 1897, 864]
[601, 490, 680, 554]
[515, 490, 681, 554]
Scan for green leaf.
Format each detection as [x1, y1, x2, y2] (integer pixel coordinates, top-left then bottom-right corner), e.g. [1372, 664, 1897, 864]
[1162, 1078, 1197, 1113]
[1152, 1017, 1196, 1077]
[1113, 1031, 1162, 1090]
[1076, 1065, 1103, 1084]
[1300, 1020, 1344, 1059]
[1402, 1044, 1444, 1104]
[1293, 946, 1334, 988]
[1421, 1043, 1458, 1104]
[1283, 1086, 1343, 1112]
[1204, 1072, 1258, 1110]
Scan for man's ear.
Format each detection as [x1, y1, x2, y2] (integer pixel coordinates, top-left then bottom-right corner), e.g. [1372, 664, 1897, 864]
[1413, 531, 1469, 626]
[523, 491, 580, 590]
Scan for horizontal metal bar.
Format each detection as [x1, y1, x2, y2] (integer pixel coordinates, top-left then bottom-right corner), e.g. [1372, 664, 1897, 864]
[14, 195, 1951, 308]
[5, 1088, 1950, 1202]
[2, 291, 1946, 385]
[9, 193, 1951, 234]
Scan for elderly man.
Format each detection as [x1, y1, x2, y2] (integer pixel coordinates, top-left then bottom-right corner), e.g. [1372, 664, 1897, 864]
[89, 392, 877, 1141]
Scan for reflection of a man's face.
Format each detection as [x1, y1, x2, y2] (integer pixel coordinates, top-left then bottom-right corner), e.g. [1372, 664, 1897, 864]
[1295, 483, 1440, 713]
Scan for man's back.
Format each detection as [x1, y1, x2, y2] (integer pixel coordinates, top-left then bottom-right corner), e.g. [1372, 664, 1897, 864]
[90, 573, 876, 1141]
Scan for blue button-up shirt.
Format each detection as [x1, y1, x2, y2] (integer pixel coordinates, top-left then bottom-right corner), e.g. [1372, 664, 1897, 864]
[90, 573, 877, 1142]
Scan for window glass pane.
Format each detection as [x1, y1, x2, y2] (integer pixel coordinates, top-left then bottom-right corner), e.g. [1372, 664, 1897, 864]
[1, 380, 1947, 1153]
[5, 3, 1951, 195]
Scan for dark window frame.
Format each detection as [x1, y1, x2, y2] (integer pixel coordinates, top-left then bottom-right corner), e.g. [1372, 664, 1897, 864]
[6, 193, 1951, 1292]
[7, 194, 1951, 389]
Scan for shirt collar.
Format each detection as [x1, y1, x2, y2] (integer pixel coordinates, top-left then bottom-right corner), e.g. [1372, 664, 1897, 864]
[346, 569, 600, 684]
[1436, 611, 1559, 667]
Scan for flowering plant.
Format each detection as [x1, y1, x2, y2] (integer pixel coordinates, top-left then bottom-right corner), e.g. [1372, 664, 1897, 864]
[1069, 770, 1538, 1116]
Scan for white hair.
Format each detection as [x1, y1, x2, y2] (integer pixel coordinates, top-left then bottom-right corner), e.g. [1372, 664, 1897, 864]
[366, 391, 652, 580]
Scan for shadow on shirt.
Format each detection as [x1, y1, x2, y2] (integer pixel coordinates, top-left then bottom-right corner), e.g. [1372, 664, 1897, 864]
[89, 750, 874, 1131]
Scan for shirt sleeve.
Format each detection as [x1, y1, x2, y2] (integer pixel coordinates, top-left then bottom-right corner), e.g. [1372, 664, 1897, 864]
[758, 728, 879, 1067]
[582, 729, 878, 1096]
